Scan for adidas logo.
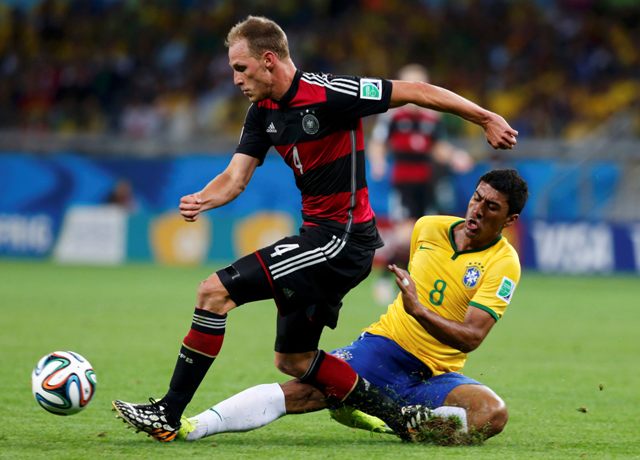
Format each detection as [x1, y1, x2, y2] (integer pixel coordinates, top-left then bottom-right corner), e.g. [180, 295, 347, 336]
[266, 122, 277, 133]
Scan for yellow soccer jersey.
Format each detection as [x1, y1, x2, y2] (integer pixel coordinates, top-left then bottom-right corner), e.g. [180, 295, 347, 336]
[366, 215, 521, 375]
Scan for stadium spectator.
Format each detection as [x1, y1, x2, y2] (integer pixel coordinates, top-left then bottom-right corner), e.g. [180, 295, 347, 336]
[112, 15, 518, 443]
[176, 169, 530, 445]
[0, 1, 638, 141]
[106, 179, 136, 212]
[367, 63, 473, 304]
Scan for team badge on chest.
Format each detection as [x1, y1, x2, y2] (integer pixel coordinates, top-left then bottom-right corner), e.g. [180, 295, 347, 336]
[462, 265, 482, 288]
[301, 109, 319, 135]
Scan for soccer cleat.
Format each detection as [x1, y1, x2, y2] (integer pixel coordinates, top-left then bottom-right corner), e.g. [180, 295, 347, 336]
[400, 404, 437, 442]
[112, 398, 180, 442]
[330, 406, 394, 434]
[176, 416, 197, 441]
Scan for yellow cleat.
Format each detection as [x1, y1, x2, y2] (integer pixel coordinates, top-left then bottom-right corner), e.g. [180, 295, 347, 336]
[176, 416, 197, 441]
[330, 405, 394, 435]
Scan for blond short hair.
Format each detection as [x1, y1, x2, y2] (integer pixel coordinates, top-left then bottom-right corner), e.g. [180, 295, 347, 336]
[225, 15, 290, 60]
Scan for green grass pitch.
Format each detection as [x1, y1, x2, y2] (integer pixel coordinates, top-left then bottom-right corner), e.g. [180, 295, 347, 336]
[2, 259, 639, 459]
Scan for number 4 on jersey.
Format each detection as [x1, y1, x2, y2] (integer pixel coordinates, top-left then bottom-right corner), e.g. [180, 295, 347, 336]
[292, 146, 303, 174]
[270, 244, 300, 258]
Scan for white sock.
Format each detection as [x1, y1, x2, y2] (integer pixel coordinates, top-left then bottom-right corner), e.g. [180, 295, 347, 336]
[433, 406, 468, 433]
[186, 383, 286, 441]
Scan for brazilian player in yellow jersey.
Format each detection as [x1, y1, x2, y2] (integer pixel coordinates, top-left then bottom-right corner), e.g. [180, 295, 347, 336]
[367, 213, 521, 376]
[176, 169, 529, 443]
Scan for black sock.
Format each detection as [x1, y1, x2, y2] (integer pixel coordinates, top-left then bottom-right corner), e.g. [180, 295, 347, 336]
[161, 309, 226, 424]
[161, 347, 214, 424]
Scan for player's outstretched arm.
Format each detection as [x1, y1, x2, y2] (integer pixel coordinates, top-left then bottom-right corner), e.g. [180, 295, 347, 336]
[389, 80, 518, 150]
[179, 153, 260, 222]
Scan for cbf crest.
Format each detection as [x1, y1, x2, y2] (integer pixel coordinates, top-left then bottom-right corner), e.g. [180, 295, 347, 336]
[463, 264, 483, 288]
[332, 348, 353, 361]
[301, 109, 319, 135]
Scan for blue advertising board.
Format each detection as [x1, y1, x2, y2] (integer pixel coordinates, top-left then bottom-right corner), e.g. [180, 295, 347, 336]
[1, 152, 637, 273]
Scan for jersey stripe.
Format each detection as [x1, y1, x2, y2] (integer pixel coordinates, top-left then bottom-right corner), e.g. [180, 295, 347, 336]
[295, 151, 367, 196]
[275, 130, 354, 174]
[302, 188, 374, 224]
[301, 73, 358, 96]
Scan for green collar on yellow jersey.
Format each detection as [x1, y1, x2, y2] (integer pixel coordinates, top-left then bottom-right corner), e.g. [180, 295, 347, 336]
[448, 219, 502, 260]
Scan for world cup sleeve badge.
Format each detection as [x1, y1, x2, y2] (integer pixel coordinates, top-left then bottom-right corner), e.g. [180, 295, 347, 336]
[360, 78, 382, 100]
[496, 276, 516, 303]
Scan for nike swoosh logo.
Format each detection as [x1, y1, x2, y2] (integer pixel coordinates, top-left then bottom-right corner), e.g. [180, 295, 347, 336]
[418, 245, 434, 251]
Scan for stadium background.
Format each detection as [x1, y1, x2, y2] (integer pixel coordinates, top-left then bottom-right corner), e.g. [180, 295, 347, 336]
[2, 2, 640, 458]
[1, 0, 639, 273]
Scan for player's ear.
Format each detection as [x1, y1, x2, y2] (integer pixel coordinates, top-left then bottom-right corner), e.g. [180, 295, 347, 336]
[263, 51, 277, 70]
[503, 213, 519, 229]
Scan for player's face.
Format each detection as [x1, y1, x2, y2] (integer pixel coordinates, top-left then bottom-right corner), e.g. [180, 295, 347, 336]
[464, 181, 517, 243]
[228, 39, 273, 102]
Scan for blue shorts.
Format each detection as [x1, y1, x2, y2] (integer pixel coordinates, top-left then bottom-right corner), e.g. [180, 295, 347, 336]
[331, 332, 481, 408]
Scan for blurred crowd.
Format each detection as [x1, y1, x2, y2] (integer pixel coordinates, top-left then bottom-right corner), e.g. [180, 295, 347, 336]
[0, 0, 638, 144]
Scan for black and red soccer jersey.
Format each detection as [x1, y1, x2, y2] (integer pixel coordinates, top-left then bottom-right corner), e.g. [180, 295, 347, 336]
[236, 70, 392, 247]
[372, 106, 444, 185]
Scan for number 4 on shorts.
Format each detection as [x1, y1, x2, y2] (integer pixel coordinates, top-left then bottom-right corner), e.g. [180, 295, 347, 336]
[270, 244, 300, 258]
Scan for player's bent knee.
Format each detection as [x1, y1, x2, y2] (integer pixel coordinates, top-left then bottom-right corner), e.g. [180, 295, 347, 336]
[469, 400, 508, 438]
[444, 384, 508, 437]
[486, 403, 508, 436]
[274, 358, 304, 377]
[196, 274, 236, 315]
[274, 352, 316, 379]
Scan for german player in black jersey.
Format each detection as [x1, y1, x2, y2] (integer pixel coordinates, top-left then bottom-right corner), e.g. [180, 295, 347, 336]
[113, 15, 518, 443]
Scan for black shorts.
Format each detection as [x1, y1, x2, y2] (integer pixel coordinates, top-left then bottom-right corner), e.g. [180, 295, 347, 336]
[391, 182, 436, 220]
[217, 225, 375, 353]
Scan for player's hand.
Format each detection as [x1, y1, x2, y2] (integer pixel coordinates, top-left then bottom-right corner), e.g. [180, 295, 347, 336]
[450, 148, 474, 173]
[179, 192, 204, 222]
[484, 113, 518, 150]
[388, 264, 422, 318]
